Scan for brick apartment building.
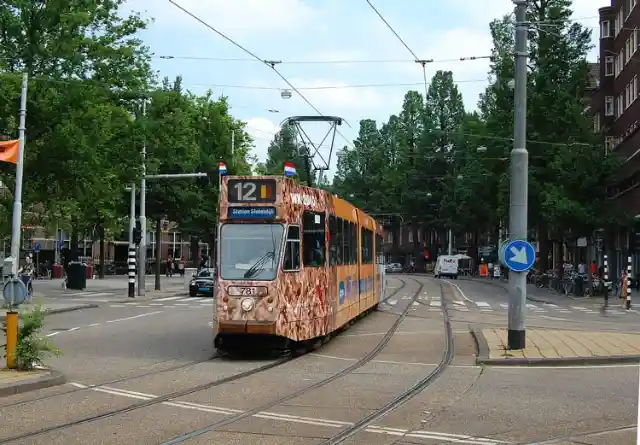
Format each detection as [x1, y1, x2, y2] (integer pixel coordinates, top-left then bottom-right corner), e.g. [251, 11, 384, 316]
[593, 0, 640, 276]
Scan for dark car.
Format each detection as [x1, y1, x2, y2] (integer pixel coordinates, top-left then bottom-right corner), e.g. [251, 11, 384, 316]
[188, 268, 216, 297]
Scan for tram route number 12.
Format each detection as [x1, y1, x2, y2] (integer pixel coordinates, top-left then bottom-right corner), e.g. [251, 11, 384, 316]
[227, 179, 276, 203]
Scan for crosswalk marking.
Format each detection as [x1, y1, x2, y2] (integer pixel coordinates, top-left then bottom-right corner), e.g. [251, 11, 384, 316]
[154, 296, 183, 301]
[429, 300, 441, 307]
[475, 302, 491, 307]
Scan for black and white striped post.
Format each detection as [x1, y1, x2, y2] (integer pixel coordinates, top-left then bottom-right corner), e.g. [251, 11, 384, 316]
[626, 255, 632, 309]
[128, 244, 136, 298]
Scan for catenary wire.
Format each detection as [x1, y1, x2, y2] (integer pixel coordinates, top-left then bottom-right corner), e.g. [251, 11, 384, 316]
[154, 54, 493, 64]
[167, 0, 356, 145]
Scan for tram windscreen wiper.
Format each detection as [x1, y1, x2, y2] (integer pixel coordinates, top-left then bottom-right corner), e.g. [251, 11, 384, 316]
[243, 251, 275, 279]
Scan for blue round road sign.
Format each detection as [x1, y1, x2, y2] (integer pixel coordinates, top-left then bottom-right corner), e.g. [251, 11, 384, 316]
[3, 278, 27, 306]
[502, 239, 536, 272]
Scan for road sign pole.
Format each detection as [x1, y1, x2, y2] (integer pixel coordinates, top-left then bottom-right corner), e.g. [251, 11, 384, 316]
[508, 0, 529, 350]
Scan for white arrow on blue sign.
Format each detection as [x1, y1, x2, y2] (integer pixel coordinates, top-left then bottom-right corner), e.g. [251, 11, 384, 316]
[502, 239, 536, 272]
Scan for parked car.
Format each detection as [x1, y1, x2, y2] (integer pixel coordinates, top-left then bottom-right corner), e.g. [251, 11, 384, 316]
[189, 268, 215, 297]
[385, 263, 403, 273]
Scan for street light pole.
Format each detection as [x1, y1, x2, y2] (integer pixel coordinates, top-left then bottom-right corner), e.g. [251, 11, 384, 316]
[138, 99, 147, 296]
[9, 73, 28, 278]
[507, 0, 529, 350]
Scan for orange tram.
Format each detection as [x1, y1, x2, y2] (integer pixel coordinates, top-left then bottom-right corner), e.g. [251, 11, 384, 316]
[214, 175, 387, 354]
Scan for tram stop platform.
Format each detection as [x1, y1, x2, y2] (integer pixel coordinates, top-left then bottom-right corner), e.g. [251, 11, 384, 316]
[471, 326, 640, 366]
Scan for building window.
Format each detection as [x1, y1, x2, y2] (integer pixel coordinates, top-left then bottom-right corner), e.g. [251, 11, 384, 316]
[605, 136, 614, 153]
[302, 211, 325, 267]
[616, 94, 624, 118]
[594, 112, 601, 132]
[616, 50, 624, 77]
[629, 0, 637, 18]
[601, 20, 612, 38]
[283, 225, 301, 271]
[605, 56, 614, 75]
[605, 96, 614, 116]
[616, 8, 624, 38]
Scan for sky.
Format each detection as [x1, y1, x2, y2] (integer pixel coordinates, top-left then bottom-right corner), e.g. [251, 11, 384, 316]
[122, 0, 603, 178]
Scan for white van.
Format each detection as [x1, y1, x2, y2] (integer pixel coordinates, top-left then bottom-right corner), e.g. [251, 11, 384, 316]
[434, 255, 459, 279]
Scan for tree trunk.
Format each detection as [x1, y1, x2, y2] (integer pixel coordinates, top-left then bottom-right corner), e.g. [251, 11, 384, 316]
[190, 236, 200, 268]
[70, 224, 79, 261]
[99, 225, 105, 279]
[155, 218, 162, 291]
[538, 221, 549, 271]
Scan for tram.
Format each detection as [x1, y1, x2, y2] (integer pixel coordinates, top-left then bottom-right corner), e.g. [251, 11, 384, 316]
[214, 175, 386, 353]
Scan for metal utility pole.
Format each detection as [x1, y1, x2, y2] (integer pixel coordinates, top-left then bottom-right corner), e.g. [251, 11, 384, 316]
[448, 229, 453, 255]
[231, 130, 235, 156]
[138, 99, 147, 296]
[507, 0, 529, 350]
[9, 73, 28, 278]
[128, 184, 136, 244]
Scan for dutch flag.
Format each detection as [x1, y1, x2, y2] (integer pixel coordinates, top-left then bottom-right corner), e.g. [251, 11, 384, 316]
[284, 162, 296, 177]
[219, 161, 227, 175]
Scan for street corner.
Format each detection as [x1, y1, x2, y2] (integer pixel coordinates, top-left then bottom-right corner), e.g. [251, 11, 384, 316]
[0, 302, 99, 321]
[0, 368, 67, 397]
[470, 325, 640, 367]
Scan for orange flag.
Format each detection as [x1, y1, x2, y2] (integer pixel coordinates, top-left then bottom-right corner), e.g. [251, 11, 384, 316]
[0, 140, 19, 164]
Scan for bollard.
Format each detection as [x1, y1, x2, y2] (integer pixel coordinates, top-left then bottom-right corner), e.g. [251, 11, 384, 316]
[5, 311, 18, 369]
[627, 255, 632, 309]
[128, 244, 136, 298]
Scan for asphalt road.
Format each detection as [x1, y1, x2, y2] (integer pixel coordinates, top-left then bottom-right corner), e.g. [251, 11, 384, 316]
[0, 275, 636, 444]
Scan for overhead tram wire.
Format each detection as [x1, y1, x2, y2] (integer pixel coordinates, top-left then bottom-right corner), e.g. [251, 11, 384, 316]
[155, 54, 493, 65]
[167, 0, 355, 142]
[364, 0, 428, 98]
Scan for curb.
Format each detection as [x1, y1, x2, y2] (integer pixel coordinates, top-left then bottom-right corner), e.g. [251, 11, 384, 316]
[461, 277, 556, 305]
[0, 304, 99, 321]
[469, 326, 640, 366]
[0, 369, 67, 397]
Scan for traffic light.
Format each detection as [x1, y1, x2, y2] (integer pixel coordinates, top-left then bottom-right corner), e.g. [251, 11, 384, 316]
[0, 140, 19, 164]
[133, 220, 142, 245]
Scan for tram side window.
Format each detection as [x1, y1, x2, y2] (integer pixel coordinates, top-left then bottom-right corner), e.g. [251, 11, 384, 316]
[283, 225, 301, 271]
[329, 215, 341, 266]
[361, 228, 374, 264]
[350, 222, 358, 264]
[303, 211, 326, 267]
[341, 218, 349, 265]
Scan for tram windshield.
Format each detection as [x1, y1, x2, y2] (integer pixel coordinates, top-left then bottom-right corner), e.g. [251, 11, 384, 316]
[219, 223, 284, 281]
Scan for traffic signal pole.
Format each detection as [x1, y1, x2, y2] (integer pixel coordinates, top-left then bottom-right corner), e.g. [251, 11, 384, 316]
[128, 183, 136, 298]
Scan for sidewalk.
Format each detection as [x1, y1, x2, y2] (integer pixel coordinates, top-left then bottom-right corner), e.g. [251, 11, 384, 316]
[0, 302, 98, 321]
[471, 326, 640, 366]
[0, 368, 66, 397]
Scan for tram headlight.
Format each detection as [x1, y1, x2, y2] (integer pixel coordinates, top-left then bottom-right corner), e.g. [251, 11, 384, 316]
[241, 298, 255, 312]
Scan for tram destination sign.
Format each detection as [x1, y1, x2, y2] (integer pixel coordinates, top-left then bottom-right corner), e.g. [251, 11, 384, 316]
[228, 207, 276, 219]
[227, 178, 276, 203]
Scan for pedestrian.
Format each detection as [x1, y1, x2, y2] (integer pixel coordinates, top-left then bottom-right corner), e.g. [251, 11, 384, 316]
[166, 254, 173, 277]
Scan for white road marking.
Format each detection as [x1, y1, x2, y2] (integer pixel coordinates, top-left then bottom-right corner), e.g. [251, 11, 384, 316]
[105, 311, 163, 323]
[430, 300, 441, 307]
[68, 382, 504, 444]
[412, 302, 419, 307]
[109, 304, 126, 307]
[154, 296, 183, 301]
[539, 315, 568, 321]
[475, 302, 491, 307]
[453, 300, 466, 306]
[387, 300, 397, 306]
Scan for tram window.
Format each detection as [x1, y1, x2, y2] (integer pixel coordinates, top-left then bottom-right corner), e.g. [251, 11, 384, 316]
[340, 218, 349, 265]
[350, 222, 357, 265]
[283, 225, 301, 271]
[303, 211, 326, 267]
[361, 228, 374, 264]
[329, 215, 341, 266]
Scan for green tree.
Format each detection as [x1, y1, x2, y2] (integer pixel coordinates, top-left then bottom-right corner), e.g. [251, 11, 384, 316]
[263, 126, 311, 185]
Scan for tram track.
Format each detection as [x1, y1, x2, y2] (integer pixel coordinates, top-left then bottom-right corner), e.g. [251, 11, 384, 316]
[155, 277, 425, 445]
[0, 275, 417, 443]
[318, 280, 454, 445]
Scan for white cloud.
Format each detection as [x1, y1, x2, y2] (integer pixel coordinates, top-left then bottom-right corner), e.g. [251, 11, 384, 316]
[245, 117, 280, 162]
[127, 0, 318, 36]
[285, 77, 389, 112]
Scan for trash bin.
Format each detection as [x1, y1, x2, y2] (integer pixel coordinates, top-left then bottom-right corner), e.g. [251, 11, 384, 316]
[52, 264, 63, 279]
[85, 264, 94, 279]
[573, 276, 584, 297]
[67, 261, 87, 290]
